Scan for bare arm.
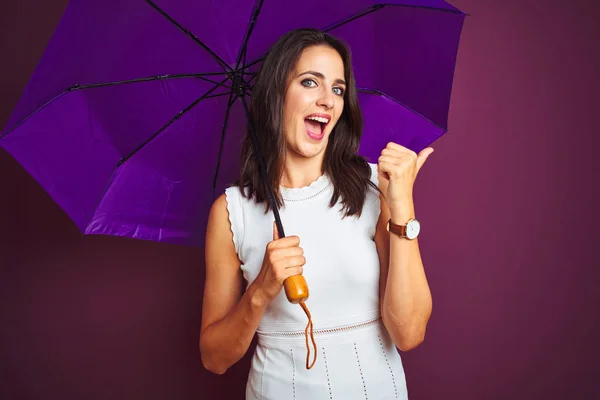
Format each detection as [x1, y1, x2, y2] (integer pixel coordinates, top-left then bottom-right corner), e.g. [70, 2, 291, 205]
[199, 193, 306, 374]
[374, 176, 433, 351]
[199, 194, 267, 375]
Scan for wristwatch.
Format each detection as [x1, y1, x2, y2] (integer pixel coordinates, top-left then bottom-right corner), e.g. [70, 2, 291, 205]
[387, 218, 420, 240]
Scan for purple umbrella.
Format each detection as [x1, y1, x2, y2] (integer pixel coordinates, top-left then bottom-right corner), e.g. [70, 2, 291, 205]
[0, 0, 466, 248]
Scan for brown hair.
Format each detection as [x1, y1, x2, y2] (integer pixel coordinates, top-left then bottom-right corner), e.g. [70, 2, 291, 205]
[236, 28, 379, 217]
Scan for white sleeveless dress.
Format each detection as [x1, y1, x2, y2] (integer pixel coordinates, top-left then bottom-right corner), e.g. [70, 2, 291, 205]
[225, 163, 409, 400]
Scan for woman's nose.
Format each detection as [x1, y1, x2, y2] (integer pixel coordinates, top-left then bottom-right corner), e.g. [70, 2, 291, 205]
[317, 89, 334, 109]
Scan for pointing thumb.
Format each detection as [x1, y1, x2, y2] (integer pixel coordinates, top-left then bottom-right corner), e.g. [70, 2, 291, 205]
[417, 147, 434, 171]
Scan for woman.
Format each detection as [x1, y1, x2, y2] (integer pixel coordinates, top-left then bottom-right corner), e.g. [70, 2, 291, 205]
[199, 28, 434, 399]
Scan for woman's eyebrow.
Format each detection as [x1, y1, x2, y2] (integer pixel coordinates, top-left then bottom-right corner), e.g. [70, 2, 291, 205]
[297, 70, 346, 85]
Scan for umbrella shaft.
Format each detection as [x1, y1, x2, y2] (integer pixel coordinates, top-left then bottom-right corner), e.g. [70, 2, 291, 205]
[238, 96, 286, 238]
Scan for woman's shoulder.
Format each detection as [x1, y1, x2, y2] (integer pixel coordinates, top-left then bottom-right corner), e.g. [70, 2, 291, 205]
[210, 186, 241, 212]
[207, 192, 230, 231]
[207, 186, 249, 230]
[207, 186, 246, 256]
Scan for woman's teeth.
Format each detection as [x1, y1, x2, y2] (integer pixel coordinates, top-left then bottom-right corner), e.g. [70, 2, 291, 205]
[306, 116, 329, 124]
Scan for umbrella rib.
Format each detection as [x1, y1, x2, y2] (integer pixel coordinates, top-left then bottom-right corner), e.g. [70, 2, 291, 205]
[212, 91, 239, 197]
[205, 91, 235, 100]
[242, 56, 262, 72]
[239, 6, 383, 69]
[322, 3, 465, 33]
[383, 2, 467, 15]
[235, 0, 265, 72]
[72, 73, 231, 90]
[195, 75, 233, 87]
[0, 90, 68, 139]
[144, 0, 232, 73]
[242, 2, 466, 69]
[0, 73, 230, 139]
[358, 88, 445, 131]
[117, 76, 231, 167]
[322, 4, 384, 32]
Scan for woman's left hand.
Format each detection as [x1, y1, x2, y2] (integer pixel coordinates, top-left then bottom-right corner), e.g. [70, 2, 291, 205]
[377, 142, 434, 217]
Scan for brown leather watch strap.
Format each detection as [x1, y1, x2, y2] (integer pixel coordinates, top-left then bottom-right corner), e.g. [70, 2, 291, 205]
[387, 219, 407, 237]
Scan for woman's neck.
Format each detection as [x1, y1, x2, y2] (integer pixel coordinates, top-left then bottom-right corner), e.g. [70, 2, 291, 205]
[279, 153, 325, 189]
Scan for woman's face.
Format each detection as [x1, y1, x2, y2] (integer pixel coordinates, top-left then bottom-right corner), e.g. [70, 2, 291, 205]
[282, 45, 346, 160]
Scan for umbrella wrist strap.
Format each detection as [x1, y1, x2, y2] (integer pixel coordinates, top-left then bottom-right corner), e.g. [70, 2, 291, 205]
[299, 301, 317, 370]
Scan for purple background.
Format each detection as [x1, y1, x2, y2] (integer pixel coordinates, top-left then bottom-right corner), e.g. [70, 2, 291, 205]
[1, 0, 598, 399]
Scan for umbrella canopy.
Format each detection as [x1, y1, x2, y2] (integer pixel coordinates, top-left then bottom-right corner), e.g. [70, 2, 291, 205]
[0, 0, 466, 248]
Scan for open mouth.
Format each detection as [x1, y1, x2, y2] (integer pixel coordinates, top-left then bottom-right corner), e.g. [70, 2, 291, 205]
[304, 115, 330, 140]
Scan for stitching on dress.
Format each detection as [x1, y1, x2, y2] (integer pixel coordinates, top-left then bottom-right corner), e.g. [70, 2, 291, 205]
[354, 343, 368, 399]
[282, 183, 331, 201]
[322, 348, 333, 399]
[261, 347, 268, 400]
[291, 348, 296, 399]
[378, 335, 398, 399]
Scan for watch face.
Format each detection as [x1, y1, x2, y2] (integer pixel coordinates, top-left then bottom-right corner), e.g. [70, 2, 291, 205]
[406, 219, 420, 239]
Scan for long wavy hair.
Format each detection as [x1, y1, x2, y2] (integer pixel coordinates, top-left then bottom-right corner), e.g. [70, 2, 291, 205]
[236, 28, 379, 218]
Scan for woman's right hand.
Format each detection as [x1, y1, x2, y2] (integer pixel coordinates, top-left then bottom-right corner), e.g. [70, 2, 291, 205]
[253, 221, 306, 303]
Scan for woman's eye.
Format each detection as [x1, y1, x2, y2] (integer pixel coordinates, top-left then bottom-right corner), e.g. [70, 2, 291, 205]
[301, 79, 317, 88]
[333, 87, 345, 96]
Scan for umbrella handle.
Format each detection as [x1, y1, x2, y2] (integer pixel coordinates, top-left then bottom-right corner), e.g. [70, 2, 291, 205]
[284, 275, 309, 303]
